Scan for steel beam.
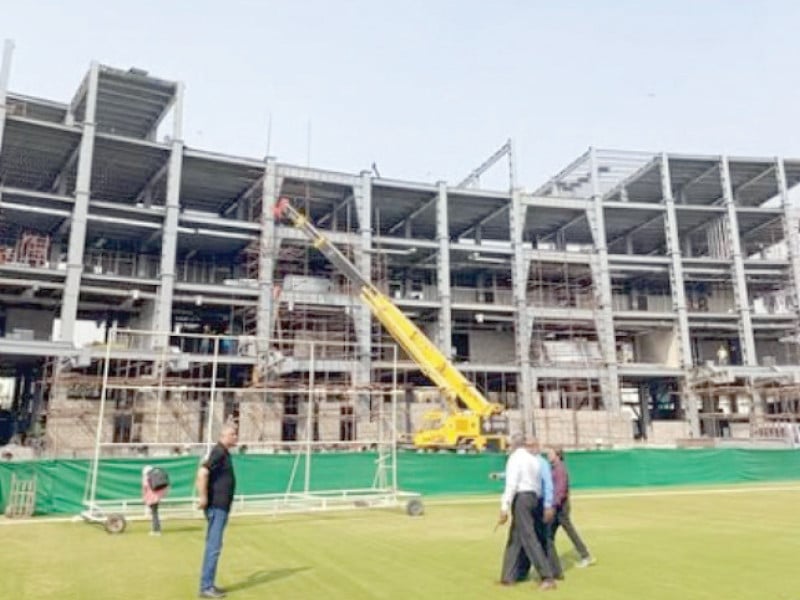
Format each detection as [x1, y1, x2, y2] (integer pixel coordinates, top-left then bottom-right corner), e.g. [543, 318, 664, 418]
[152, 82, 184, 341]
[436, 181, 453, 356]
[589, 148, 621, 411]
[49, 144, 80, 194]
[133, 160, 169, 206]
[455, 203, 510, 240]
[221, 175, 264, 217]
[660, 153, 699, 435]
[354, 171, 373, 384]
[0, 41, 14, 185]
[606, 212, 665, 249]
[520, 196, 589, 210]
[735, 165, 776, 198]
[539, 213, 587, 243]
[257, 157, 279, 346]
[720, 156, 757, 366]
[386, 194, 437, 235]
[510, 188, 534, 436]
[679, 162, 720, 195]
[775, 158, 800, 334]
[457, 139, 512, 189]
[316, 192, 354, 227]
[600, 156, 659, 201]
[59, 62, 99, 343]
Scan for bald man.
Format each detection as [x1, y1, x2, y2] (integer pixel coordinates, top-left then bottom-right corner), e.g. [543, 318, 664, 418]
[196, 425, 238, 598]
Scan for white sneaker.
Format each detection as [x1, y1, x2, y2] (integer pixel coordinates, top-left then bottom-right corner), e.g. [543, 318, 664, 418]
[149, 531, 162, 537]
[577, 556, 596, 568]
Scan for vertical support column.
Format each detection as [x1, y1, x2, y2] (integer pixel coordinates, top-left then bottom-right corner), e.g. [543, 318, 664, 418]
[720, 156, 762, 420]
[0, 40, 14, 157]
[258, 158, 279, 347]
[660, 153, 699, 436]
[719, 156, 757, 366]
[59, 63, 99, 343]
[153, 83, 185, 342]
[435, 182, 452, 356]
[507, 138, 517, 191]
[775, 158, 800, 328]
[510, 189, 534, 436]
[588, 148, 621, 411]
[353, 171, 373, 385]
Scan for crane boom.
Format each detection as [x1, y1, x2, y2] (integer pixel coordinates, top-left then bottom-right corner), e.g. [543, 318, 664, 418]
[274, 198, 506, 423]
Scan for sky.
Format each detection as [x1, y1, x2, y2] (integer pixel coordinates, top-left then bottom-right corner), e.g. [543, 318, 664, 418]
[3, 0, 800, 189]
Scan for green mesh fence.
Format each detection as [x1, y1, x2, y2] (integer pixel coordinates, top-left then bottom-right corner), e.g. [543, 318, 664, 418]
[0, 449, 798, 516]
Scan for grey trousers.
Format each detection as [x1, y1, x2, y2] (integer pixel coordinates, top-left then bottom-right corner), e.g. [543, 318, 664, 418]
[554, 499, 590, 560]
[500, 492, 554, 583]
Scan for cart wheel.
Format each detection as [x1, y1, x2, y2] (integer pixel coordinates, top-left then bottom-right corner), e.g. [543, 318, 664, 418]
[406, 498, 424, 517]
[104, 513, 127, 534]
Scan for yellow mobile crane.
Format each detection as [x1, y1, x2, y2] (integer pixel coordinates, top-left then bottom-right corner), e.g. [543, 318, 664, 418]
[274, 198, 508, 451]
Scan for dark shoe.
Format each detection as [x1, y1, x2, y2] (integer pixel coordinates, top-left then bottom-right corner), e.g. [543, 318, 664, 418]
[539, 579, 557, 591]
[198, 589, 226, 598]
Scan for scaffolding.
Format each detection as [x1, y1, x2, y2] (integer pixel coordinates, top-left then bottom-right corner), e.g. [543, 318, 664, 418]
[72, 329, 420, 532]
[688, 366, 800, 447]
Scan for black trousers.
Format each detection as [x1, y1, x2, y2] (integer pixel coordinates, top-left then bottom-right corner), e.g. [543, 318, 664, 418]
[500, 492, 553, 583]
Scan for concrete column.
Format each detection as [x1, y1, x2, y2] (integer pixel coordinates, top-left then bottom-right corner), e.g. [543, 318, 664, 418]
[59, 63, 100, 343]
[719, 156, 757, 366]
[510, 189, 534, 436]
[588, 148, 621, 411]
[0, 40, 14, 159]
[435, 182, 452, 356]
[353, 171, 373, 385]
[660, 153, 699, 435]
[153, 83, 185, 342]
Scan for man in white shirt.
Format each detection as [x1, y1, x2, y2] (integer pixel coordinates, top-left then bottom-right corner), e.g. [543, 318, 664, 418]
[497, 433, 557, 590]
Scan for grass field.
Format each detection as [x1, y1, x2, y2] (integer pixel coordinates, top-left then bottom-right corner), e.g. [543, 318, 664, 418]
[2, 484, 799, 599]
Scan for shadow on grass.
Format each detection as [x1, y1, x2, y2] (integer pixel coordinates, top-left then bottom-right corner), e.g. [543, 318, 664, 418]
[157, 525, 205, 534]
[226, 567, 311, 592]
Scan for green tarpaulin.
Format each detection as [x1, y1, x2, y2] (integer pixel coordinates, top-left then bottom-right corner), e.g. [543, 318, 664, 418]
[0, 449, 798, 516]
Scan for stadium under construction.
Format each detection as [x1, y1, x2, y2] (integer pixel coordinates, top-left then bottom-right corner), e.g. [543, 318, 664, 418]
[1, 40, 800, 458]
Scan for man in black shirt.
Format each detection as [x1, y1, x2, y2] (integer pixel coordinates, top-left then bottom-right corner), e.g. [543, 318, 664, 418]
[197, 424, 238, 598]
